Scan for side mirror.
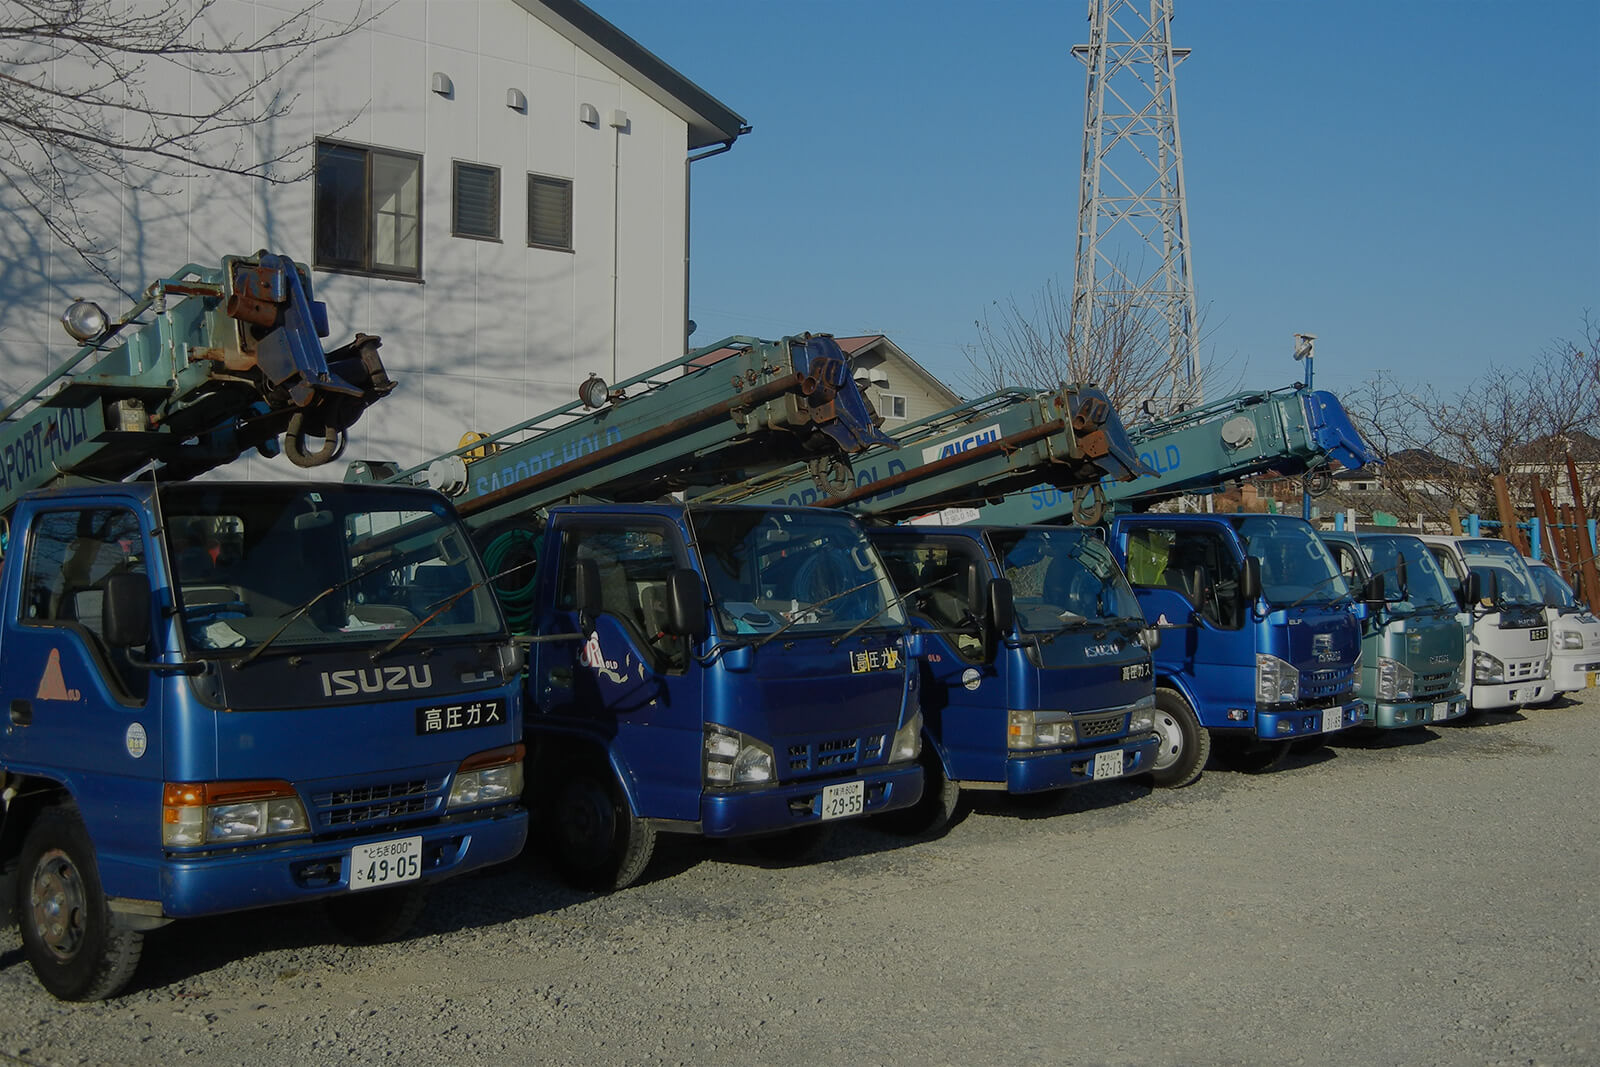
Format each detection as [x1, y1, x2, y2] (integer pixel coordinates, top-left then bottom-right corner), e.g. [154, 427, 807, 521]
[986, 578, 1015, 642]
[1364, 572, 1386, 614]
[1487, 570, 1501, 607]
[572, 558, 601, 632]
[1461, 571, 1481, 610]
[1395, 556, 1409, 597]
[965, 561, 985, 615]
[101, 573, 151, 648]
[1140, 626, 1161, 650]
[665, 568, 708, 641]
[1240, 556, 1262, 603]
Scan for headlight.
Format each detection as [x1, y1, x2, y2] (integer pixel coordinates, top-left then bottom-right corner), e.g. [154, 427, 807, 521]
[889, 711, 922, 763]
[1473, 650, 1505, 683]
[1376, 657, 1414, 702]
[1555, 630, 1583, 651]
[1256, 654, 1300, 705]
[1008, 709, 1076, 751]
[1127, 696, 1157, 735]
[163, 780, 309, 846]
[448, 744, 525, 809]
[704, 724, 775, 786]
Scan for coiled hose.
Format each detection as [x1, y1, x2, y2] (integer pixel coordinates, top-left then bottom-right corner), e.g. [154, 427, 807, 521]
[482, 528, 541, 633]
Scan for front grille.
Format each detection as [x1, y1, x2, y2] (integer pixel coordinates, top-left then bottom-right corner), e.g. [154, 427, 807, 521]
[1075, 712, 1125, 739]
[1302, 668, 1350, 702]
[1414, 670, 1456, 697]
[1507, 659, 1546, 681]
[312, 776, 445, 829]
[787, 734, 886, 773]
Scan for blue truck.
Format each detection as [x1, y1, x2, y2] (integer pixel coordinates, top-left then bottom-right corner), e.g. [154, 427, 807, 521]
[0, 255, 527, 1000]
[700, 385, 1161, 832]
[1109, 513, 1366, 783]
[359, 335, 927, 889]
[1321, 531, 1469, 728]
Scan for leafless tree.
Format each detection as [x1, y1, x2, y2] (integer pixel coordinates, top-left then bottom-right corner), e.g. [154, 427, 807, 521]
[962, 274, 1233, 413]
[1, 0, 372, 289]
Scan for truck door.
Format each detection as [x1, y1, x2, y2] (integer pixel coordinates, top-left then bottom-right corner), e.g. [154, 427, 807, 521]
[531, 517, 703, 821]
[0, 505, 164, 895]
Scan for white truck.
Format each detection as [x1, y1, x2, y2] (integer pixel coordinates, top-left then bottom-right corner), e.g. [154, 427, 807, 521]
[1523, 558, 1600, 703]
[1416, 536, 1552, 713]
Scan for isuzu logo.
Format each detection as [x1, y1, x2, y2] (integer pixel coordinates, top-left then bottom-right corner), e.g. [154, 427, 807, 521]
[320, 664, 434, 697]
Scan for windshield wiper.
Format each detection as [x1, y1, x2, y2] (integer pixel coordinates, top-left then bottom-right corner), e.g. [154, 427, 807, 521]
[232, 555, 402, 668]
[371, 556, 540, 661]
[748, 577, 886, 651]
[829, 570, 961, 647]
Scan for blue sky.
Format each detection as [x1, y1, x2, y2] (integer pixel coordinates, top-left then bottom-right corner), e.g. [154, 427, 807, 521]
[587, 0, 1599, 402]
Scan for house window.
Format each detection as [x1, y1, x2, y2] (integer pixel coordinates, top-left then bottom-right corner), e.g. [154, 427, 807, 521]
[315, 141, 422, 278]
[453, 162, 500, 241]
[880, 393, 907, 420]
[528, 173, 574, 251]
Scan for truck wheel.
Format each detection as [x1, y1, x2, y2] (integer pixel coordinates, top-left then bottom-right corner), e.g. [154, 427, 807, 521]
[1149, 689, 1210, 789]
[874, 747, 961, 836]
[17, 807, 143, 1001]
[550, 767, 656, 892]
[324, 884, 428, 944]
[747, 824, 832, 864]
[1214, 738, 1292, 774]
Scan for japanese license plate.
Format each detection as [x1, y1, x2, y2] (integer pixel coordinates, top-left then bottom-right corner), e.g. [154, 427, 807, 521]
[1432, 701, 1456, 722]
[1092, 749, 1124, 780]
[820, 780, 864, 821]
[349, 836, 422, 891]
[1530, 627, 1548, 642]
[1586, 671, 1596, 689]
[1320, 707, 1343, 733]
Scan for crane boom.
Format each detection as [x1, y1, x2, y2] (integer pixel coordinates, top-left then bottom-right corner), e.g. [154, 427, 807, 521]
[0, 251, 393, 511]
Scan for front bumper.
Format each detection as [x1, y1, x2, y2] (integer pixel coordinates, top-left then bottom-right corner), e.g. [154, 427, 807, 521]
[1255, 700, 1365, 740]
[1549, 652, 1600, 696]
[1365, 694, 1468, 729]
[699, 762, 922, 838]
[154, 804, 528, 919]
[1003, 734, 1160, 793]
[1470, 679, 1550, 710]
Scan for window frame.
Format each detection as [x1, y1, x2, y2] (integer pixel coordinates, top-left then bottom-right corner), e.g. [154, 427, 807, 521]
[314, 139, 425, 280]
[879, 393, 908, 420]
[527, 172, 575, 252]
[452, 160, 502, 242]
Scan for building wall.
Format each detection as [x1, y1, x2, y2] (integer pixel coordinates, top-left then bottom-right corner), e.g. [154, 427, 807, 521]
[0, 0, 694, 477]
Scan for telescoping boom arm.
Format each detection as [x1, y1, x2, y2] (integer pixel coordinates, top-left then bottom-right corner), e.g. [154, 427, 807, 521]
[355, 333, 897, 530]
[969, 384, 1379, 527]
[0, 251, 393, 511]
[697, 384, 1149, 522]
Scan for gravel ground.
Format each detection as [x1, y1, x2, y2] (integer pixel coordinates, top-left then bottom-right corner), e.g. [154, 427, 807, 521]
[4, 688, 1597, 1066]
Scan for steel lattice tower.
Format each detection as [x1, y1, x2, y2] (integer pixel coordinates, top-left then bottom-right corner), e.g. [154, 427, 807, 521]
[1071, 0, 1201, 407]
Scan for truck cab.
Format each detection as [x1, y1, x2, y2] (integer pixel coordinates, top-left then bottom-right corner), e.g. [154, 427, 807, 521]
[866, 524, 1159, 834]
[0, 482, 527, 999]
[1416, 536, 1551, 713]
[523, 503, 922, 890]
[1321, 531, 1468, 728]
[1522, 558, 1600, 704]
[1107, 513, 1364, 784]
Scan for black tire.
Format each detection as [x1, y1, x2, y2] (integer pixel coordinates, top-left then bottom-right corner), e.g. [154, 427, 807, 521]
[18, 806, 143, 1001]
[1149, 689, 1210, 789]
[549, 765, 656, 892]
[746, 824, 832, 864]
[874, 747, 962, 836]
[1214, 738, 1293, 774]
[324, 883, 429, 944]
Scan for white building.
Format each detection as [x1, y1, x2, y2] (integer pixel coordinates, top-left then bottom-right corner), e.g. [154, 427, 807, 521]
[0, 0, 748, 476]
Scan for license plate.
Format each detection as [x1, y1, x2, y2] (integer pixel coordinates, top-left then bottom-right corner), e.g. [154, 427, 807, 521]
[1432, 701, 1456, 722]
[1092, 750, 1124, 780]
[1587, 672, 1596, 689]
[1530, 628, 1548, 642]
[1320, 708, 1343, 733]
[820, 780, 864, 821]
[349, 836, 422, 891]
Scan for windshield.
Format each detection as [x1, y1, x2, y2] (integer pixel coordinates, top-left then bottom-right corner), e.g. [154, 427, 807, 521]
[1528, 565, 1579, 610]
[691, 508, 905, 637]
[1361, 535, 1456, 611]
[1458, 539, 1541, 606]
[1228, 515, 1349, 605]
[161, 484, 502, 655]
[988, 527, 1141, 630]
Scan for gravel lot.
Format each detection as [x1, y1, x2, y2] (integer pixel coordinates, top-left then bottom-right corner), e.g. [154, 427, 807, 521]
[4, 688, 1597, 1066]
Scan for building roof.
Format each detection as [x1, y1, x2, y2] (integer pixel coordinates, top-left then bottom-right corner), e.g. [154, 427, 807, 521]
[517, 0, 751, 150]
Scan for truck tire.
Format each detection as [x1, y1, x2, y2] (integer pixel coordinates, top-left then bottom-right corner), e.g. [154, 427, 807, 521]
[17, 806, 143, 1001]
[1213, 737, 1292, 774]
[324, 884, 429, 944]
[874, 747, 962, 836]
[549, 766, 656, 892]
[1149, 689, 1210, 789]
